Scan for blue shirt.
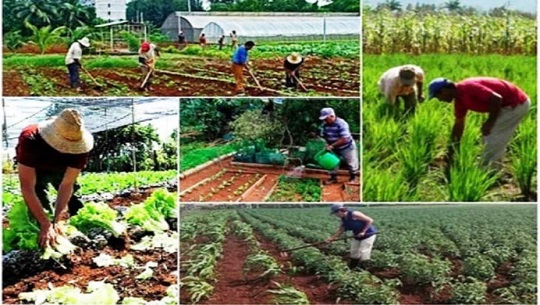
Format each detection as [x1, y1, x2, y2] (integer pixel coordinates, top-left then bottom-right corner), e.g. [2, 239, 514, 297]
[232, 46, 248, 64]
[321, 117, 353, 150]
[341, 210, 377, 241]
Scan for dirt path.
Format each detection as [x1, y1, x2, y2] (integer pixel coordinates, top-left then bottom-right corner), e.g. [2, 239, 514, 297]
[241, 175, 279, 202]
[3, 70, 31, 96]
[201, 235, 271, 304]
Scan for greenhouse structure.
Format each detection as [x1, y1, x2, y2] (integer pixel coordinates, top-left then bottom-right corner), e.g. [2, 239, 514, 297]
[161, 12, 360, 43]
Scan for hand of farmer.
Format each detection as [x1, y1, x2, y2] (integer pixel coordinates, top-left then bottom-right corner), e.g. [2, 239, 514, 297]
[481, 121, 495, 136]
[326, 144, 334, 151]
[418, 96, 425, 103]
[39, 221, 58, 248]
[356, 232, 366, 238]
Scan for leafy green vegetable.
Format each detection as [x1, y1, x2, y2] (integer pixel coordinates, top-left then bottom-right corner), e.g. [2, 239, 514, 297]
[125, 189, 176, 233]
[132, 232, 179, 253]
[3, 199, 41, 253]
[19, 281, 120, 305]
[69, 202, 126, 237]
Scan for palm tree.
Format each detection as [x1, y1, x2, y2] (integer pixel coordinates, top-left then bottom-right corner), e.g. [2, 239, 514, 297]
[59, 0, 94, 30]
[13, 0, 59, 27]
[25, 22, 67, 54]
[444, 0, 463, 12]
[380, 0, 402, 12]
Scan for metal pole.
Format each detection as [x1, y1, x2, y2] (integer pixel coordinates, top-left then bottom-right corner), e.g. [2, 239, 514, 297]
[187, 0, 191, 13]
[2, 98, 8, 149]
[131, 98, 137, 190]
[323, 14, 327, 43]
[110, 26, 113, 52]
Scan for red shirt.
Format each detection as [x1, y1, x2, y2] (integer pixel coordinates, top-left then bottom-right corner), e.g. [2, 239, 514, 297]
[454, 77, 528, 119]
[199, 37, 206, 44]
[16, 124, 89, 171]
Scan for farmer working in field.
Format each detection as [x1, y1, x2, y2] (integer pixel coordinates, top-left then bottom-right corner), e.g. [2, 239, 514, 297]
[138, 41, 159, 91]
[283, 52, 304, 89]
[65, 37, 90, 92]
[16, 109, 94, 248]
[178, 31, 186, 49]
[230, 30, 238, 49]
[199, 33, 207, 48]
[231, 41, 256, 95]
[218, 35, 226, 50]
[319, 107, 359, 184]
[378, 65, 425, 116]
[327, 204, 377, 270]
[428, 77, 530, 168]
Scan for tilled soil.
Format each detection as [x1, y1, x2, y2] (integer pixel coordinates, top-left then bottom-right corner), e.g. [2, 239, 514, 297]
[4, 56, 359, 97]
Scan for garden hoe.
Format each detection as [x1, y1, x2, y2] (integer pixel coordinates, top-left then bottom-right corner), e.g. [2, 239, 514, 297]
[248, 69, 264, 91]
[292, 74, 308, 91]
[279, 235, 352, 258]
[81, 66, 103, 90]
[140, 67, 154, 90]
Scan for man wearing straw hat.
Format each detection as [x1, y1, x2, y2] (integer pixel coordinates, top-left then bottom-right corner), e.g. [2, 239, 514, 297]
[319, 107, 358, 184]
[327, 204, 377, 270]
[65, 37, 91, 92]
[378, 65, 425, 116]
[284, 52, 304, 89]
[16, 109, 94, 248]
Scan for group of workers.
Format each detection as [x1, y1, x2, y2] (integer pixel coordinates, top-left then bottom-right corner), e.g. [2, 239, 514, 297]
[378, 64, 530, 169]
[65, 33, 307, 95]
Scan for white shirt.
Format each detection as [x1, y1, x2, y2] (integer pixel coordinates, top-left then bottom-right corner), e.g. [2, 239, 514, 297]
[65, 42, 83, 65]
[378, 65, 425, 104]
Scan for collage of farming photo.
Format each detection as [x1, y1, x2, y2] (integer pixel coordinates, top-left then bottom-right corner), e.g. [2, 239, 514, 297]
[1, 0, 538, 304]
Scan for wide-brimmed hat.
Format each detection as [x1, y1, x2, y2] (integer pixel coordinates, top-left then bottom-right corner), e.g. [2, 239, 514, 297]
[399, 67, 416, 86]
[319, 107, 335, 120]
[78, 37, 90, 48]
[38, 109, 94, 154]
[287, 52, 303, 64]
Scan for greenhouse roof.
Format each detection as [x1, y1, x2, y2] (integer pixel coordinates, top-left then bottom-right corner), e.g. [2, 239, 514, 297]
[2, 98, 178, 150]
[176, 15, 360, 36]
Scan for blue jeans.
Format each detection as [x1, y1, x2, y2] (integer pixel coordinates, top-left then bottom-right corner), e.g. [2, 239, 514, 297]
[67, 63, 80, 88]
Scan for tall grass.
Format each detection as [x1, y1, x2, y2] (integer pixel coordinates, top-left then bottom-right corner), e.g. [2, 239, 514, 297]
[509, 117, 537, 197]
[363, 165, 413, 202]
[447, 127, 500, 201]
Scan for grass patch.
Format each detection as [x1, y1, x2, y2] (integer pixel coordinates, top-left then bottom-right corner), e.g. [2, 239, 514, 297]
[180, 142, 236, 172]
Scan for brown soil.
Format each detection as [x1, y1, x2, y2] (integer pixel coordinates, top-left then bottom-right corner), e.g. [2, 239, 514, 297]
[241, 175, 279, 202]
[5, 56, 359, 97]
[180, 160, 359, 203]
[3, 247, 177, 304]
[254, 232, 341, 304]
[181, 171, 261, 202]
[106, 188, 156, 208]
[200, 235, 273, 304]
[3, 70, 31, 96]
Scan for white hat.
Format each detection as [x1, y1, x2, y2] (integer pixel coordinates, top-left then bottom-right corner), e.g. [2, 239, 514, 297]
[286, 52, 303, 65]
[38, 109, 94, 154]
[78, 37, 90, 47]
[319, 107, 335, 120]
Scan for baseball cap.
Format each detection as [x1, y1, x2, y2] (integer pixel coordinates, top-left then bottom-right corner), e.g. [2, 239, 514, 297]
[399, 67, 416, 86]
[428, 78, 451, 99]
[319, 108, 335, 120]
[330, 203, 345, 214]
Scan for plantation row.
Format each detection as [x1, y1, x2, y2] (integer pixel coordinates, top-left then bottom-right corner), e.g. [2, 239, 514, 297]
[363, 54, 537, 201]
[363, 11, 536, 55]
[239, 205, 536, 304]
[3, 170, 176, 199]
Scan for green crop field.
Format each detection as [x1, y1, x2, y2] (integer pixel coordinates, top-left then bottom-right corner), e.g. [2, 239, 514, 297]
[180, 204, 537, 304]
[362, 54, 537, 202]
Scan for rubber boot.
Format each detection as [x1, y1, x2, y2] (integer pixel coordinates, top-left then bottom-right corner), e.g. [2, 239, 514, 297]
[324, 174, 338, 185]
[348, 258, 360, 270]
[348, 172, 356, 182]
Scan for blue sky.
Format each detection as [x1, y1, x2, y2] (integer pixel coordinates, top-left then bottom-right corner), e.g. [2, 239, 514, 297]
[364, 0, 536, 12]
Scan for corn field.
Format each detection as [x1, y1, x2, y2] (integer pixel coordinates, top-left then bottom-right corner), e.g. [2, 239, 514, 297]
[362, 54, 537, 202]
[363, 11, 537, 55]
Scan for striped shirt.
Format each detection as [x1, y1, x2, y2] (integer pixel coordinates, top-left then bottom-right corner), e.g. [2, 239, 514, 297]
[321, 117, 353, 150]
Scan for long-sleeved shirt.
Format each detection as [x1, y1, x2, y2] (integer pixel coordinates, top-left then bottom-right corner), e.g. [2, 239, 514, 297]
[65, 42, 83, 65]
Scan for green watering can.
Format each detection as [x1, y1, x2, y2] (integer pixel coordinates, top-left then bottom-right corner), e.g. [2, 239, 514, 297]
[314, 150, 341, 170]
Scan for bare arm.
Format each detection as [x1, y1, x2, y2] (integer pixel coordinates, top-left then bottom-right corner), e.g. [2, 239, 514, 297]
[416, 81, 424, 101]
[18, 164, 51, 227]
[327, 224, 344, 242]
[482, 93, 502, 136]
[447, 116, 466, 162]
[352, 211, 373, 235]
[328, 137, 350, 150]
[53, 167, 81, 223]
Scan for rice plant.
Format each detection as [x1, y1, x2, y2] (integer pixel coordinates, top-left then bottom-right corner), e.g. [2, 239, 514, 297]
[509, 117, 537, 198]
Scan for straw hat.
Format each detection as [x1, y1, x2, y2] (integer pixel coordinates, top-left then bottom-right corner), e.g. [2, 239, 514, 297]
[286, 52, 303, 64]
[78, 37, 90, 48]
[38, 109, 94, 154]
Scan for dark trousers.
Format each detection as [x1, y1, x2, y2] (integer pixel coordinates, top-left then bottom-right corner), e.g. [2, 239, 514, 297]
[67, 63, 80, 88]
[285, 71, 301, 88]
[35, 170, 83, 216]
